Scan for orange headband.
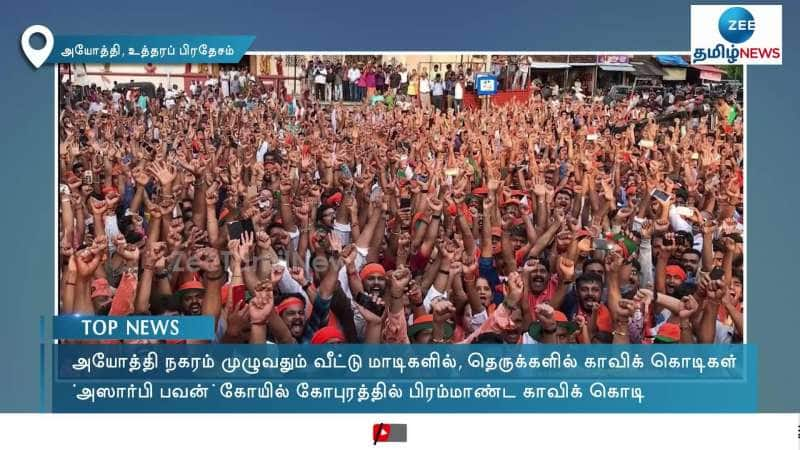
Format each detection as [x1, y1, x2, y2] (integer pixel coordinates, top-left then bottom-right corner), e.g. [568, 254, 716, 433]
[665, 265, 687, 282]
[275, 297, 304, 315]
[359, 263, 386, 282]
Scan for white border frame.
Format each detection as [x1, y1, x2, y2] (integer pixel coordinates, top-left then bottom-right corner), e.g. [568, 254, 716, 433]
[54, 52, 747, 343]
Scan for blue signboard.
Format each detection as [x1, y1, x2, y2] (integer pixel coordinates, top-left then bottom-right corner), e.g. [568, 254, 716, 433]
[475, 73, 498, 95]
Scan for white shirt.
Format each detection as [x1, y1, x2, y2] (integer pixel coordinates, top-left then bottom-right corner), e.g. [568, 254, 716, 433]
[419, 78, 431, 93]
[88, 101, 104, 114]
[314, 68, 327, 84]
[454, 83, 464, 100]
[165, 89, 177, 108]
[348, 68, 361, 83]
[399, 70, 408, 83]
[256, 140, 270, 162]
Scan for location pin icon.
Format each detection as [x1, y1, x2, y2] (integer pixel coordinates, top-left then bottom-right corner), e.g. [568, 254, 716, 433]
[21, 25, 53, 69]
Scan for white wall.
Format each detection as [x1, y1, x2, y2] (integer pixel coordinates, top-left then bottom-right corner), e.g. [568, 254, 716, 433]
[70, 64, 190, 90]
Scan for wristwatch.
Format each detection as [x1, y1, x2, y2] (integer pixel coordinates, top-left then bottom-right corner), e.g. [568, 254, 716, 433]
[155, 269, 171, 279]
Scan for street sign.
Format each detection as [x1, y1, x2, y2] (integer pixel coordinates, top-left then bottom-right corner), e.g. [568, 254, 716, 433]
[475, 73, 498, 96]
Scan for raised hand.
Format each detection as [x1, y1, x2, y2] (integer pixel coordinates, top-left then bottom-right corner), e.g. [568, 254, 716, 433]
[633, 289, 654, 308]
[389, 265, 412, 298]
[616, 299, 636, 319]
[239, 231, 255, 259]
[279, 178, 293, 196]
[149, 161, 177, 187]
[449, 261, 463, 276]
[194, 247, 221, 274]
[601, 176, 615, 201]
[132, 166, 151, 187]
[557, 256, 576, 282]
[406, 278, 422, 305]
[482, 195, 494, 214]
[705, 279, 726, 305]
[255, 231, 272, 252]
[186, 227, 208, 251]
[75, 248, 102, 278]
[327, 232, 343, 255]
[532, 174, 547, 197]
[657, 232, 677, 259]
[227, 239, 243, 264]
[535, 302, 555, 322]
[506, 271, 525, 300]
[340, 244, 358, 267]
[679, 295, 700, 319]
[89, 197, 107, 216]
[117, 243, 140, 262]
[615, 206, 633, 223]
[205, 182, 220, 206]
[720, 236, 737, 254]
[604, 251, 624, 275]
[143, 242, 168, 271]
[249, 280, 274, 324]
[431, 299, 456, 324]
[293, 201, 311, 226]
[289, 266, 307, 286]
[701, 219, 716, 236]
[353, 295, 384, 325]
[654, 218, 670, 234]
[640, 219, 654, 240]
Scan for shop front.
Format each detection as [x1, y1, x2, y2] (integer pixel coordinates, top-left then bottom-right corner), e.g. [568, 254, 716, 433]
[689, 65, 726, 83]
[655, 55, 689, 84]
[595, 55, 635, 94]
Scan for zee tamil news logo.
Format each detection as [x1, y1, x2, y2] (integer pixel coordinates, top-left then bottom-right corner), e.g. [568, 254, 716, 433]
[718, 7, 755, 44]
[691, 5, 782, 65]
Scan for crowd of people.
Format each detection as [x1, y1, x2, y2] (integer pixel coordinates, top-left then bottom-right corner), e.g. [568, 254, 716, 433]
[302, 59, 473, 113]
[58, 61, 744, 345]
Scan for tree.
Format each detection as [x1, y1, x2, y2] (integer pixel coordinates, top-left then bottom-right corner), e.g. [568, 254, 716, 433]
[725, 65, 743, 81]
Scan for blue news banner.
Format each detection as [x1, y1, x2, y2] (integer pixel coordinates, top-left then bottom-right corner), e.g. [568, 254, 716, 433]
[53, 343, 757, 413]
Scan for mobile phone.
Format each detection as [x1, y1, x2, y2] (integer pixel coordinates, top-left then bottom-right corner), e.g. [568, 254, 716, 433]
[82, 170, 93, 185]
[638, 139, 654, 149]
[355, 291, 386, 317]
[340, 164, 352, 179]
[587, 133, 599, 141]
[593, 239, 614, 251]
[651, 189, 671, 203]
[227, 221, 244, 240]
[444, 167, 459, 177]
[674, 206, 694, 217]
[400, 197, 412, 209]
[621, 285, 637, 299]
[230, 284, 246, 309]
[228, 219, 254, 240]
[59, 184, 70, 195]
